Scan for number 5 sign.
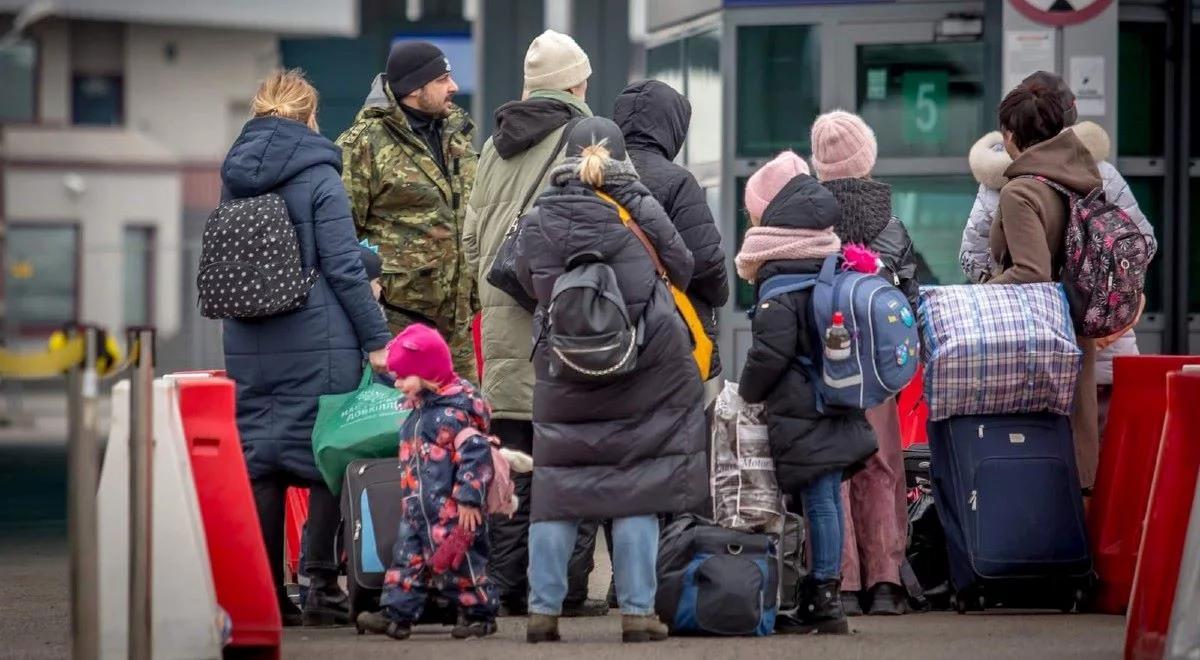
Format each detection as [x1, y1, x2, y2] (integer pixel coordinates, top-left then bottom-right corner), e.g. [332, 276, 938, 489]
[902, 70, 947, 146]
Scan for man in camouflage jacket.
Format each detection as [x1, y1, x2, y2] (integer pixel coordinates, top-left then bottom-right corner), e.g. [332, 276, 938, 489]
[338, 42, 479, 380]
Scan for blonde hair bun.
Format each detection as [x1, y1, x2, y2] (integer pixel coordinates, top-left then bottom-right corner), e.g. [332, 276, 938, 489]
[251, 69, 319, 131]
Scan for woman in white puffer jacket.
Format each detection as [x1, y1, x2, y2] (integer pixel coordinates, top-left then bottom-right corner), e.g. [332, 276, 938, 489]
[960, 119, 1157, 432]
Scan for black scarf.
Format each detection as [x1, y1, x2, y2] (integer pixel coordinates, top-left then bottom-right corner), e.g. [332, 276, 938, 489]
[401, 103, 448, 176]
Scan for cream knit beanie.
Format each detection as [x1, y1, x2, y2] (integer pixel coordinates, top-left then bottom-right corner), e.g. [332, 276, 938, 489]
[523, 30, 592, 94]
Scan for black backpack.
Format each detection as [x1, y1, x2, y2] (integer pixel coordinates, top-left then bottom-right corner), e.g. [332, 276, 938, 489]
[543, 253, 640, 381]
[197, 193, 316, 319]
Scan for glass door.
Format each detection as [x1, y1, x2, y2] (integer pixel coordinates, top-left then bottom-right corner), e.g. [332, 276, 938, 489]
[840, 22, 987, 288]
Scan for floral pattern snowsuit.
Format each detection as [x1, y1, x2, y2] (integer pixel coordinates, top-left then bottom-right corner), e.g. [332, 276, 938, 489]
[381, 379, 497, 622]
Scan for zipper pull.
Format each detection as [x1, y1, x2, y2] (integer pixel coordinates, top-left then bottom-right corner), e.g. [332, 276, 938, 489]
[977, 424, 984, 439]
[970, 490, 978, 511]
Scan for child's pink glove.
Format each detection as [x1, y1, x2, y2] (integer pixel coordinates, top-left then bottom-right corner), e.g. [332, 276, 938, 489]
[430, 525, 474, 574]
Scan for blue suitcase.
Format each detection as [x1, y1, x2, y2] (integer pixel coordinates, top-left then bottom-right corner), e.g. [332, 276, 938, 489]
[928, 413, 1094, 613]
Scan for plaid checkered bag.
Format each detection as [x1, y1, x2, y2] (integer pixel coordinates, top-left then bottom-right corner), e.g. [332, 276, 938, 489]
[918, 283, 1082, 421]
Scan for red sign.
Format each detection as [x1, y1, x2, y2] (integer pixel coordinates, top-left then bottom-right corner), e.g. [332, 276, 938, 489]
[1009, 0, 1114, 27]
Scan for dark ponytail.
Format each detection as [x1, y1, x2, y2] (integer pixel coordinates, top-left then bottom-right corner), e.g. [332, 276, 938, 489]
[997, 81, 1065, 151]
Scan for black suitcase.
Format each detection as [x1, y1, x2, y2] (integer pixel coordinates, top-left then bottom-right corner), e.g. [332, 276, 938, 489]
[928, 413, 1094, 613]
[904, 443, 932, 490]
[341, 458, 457, 624]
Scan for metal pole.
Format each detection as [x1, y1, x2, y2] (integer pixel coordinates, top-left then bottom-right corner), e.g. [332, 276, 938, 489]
[67, 326, 100, 660]
[127, 328, 155, 660]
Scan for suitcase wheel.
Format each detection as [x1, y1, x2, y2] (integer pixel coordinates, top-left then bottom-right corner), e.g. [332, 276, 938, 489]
[951, 591, 985, 614]
[1059, 588, 1086, 614]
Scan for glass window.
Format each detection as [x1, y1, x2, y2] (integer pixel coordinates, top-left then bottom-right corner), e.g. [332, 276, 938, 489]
[684, 29, 721, 165]
[734, 177, 754, 309]
[123, 227, 154, 327]
[736, 25, 820, 158]
[0, 40, 36, 123]
[857, 42, 986, 159]
[72, 74, 124, 125]
[1123, 177, 1165, 314]
[1118, 22, 1166, 158]
[5, 225, 79, 329]
[879, 176, 978, 286]
[647, 40, 685, 105]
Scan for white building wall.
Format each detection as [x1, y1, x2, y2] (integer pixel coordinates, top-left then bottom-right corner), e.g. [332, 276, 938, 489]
[3, 167, 182, 337]
[33, 20, 71, 123]
[125, 25, 279, 162]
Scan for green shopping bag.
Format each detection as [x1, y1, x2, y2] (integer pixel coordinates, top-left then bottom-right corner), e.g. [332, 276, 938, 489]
[312, 365, 408, 494]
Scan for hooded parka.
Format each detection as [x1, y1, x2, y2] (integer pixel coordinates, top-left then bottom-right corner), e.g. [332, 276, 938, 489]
[515, 157, 706, 522]
[614, 80, 729, 376]
[463, 90, 592, 420]
[738, 175, 877, 493]
[988, 128, 1104, 489]
[221, 116, 391, 482]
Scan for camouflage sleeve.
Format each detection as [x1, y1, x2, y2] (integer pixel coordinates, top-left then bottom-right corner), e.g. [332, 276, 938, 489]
[463, 193, 480, 278]
[338, 126, 376, 236]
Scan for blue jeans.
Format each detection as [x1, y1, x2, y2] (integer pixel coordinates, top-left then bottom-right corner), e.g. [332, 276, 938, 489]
[529, 515, 659, 616]
[803, 470, 845, 582]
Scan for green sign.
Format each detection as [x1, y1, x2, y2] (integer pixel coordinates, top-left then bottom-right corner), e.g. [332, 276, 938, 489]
[902, 70, 948, 145]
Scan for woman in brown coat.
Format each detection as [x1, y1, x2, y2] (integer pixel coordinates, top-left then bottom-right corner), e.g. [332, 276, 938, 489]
[986, 80, 1103, 489]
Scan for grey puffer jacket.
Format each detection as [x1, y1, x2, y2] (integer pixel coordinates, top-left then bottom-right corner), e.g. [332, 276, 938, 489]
[961, 122, 1158, 385]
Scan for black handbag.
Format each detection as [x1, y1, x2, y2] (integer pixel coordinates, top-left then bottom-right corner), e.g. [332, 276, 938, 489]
[486, 117, 582, 313]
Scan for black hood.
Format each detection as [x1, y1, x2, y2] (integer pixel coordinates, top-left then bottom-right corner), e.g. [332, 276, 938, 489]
[613, 80, 690, 161]
[761, 174, 842, 231]
[822, 178, 893, 245]
[492, 97, 578, 159]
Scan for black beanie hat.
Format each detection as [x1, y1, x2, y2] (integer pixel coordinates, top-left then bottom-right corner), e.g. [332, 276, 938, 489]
[387, 41, 450, 98]
[565, 117, 627, 160]
[359, 245, 383, 281]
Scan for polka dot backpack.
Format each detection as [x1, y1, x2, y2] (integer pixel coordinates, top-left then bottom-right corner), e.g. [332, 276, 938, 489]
[197, 193, 317, 319]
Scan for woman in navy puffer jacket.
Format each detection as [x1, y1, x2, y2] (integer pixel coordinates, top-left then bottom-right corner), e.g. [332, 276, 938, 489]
[220, 70, 391, 626]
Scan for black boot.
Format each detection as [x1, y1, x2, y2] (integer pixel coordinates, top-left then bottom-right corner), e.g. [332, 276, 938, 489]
[841, 591, 865, 617]
[866, 582, 910, 616]
[778, 577, 849, 635]
[355, 610, 411, 640]
[302, 570, 351, 627]
[278, 587, 303, 627]
[451, 613, 499, 639]
[561, 598, 610, 617]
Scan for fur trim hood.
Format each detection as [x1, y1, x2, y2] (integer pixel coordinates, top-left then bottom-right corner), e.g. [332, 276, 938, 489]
[968, 121, 1111, 190]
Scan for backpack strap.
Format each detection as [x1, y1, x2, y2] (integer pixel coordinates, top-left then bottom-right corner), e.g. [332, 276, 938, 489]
[595, 190, 669, 282]
[1016, 174, 1077, 201]
[453, 426, 498, 450]
[757, 275, 817, 305]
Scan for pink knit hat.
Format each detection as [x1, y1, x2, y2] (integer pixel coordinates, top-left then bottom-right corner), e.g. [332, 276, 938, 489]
[386, 324, 457, 387]
[744, 151, 810, 224]
[810, 110, 877, 180]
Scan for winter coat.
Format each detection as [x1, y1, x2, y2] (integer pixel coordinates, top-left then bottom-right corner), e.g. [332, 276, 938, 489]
[738, 177, 877, 493]
[515, 163, 707, 522]
[337, 74, 479, 379]
[988, 128, 1104, 490]
[220, 116, 391, 482]
[962, 124, 1156, 385]
[822, 178, 920, 312]
[614, 80, 730, 376]
[462, 90, 592, 420]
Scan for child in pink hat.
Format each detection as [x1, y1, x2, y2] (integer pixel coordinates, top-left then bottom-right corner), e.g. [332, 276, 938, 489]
[358, 323, 501, 640]
[744, 150, 810, 223]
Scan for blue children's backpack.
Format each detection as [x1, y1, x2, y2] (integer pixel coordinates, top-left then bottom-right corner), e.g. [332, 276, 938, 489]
[756, 253, 919, 411]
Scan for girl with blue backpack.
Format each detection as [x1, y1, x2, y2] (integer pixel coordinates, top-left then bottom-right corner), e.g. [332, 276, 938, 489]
[736, 152, 878, 634]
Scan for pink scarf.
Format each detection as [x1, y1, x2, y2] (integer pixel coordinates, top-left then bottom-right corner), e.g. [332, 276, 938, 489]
[735, 227, 842, 283]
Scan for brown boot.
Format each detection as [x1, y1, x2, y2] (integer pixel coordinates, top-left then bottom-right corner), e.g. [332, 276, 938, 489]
[621, 614, 669, 643]
[526, 614, 561, 643]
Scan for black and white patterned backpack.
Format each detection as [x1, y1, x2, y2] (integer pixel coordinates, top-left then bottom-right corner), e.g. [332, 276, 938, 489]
[197, 193, 317, 319]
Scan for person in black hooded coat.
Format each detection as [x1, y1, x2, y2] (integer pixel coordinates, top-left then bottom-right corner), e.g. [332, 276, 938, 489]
[515, 117, 704, 643]
[736, 166, 877, 635]
[613, 80, 729, 378]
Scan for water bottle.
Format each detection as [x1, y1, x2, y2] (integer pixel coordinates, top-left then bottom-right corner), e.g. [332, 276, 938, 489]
[824, 311, 852, 361]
